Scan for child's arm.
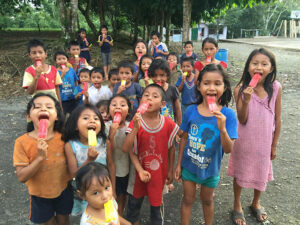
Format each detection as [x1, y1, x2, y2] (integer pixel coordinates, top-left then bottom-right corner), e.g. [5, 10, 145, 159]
[106, 36, 113, 46]
[129, 149, 151, 183]
[176, 75, 185, 92]
[271, 86, 282, 160]
[234, 85, 253, 124]
[83, 91, 89, 104]
[174, 131, 188, 181]
[106, 140, 116, 197]
[166, 144, 175, 185]
[174, 99, 182, 125]
[26, 66, 43, 94]
[122, 113, 141, 153]
[55, 85, 63, 111]
[119, 215, 132, 225]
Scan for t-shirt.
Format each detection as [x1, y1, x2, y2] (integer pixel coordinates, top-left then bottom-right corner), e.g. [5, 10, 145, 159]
[180, 52, 198, 63]
[74, 84, 84, 104]
[180, 104, 238, 180]
[153, 42, 168, 59]
[88, 85, 113, 106]
[175, 75, 197, 105]
[139, 78, 154, 88]
[58, 68, 78, 101]
[22, 65, 62, 99]
[68, 57, 88, 75]
[98, 35, 113, 53]
[160, 85, 179, 121]
[126, 116, 179, 206]
[194, 61, 227, 72]
[79, 39, 91, 62]
[13, 133, 70, 198]
[105, 121, 130, 177]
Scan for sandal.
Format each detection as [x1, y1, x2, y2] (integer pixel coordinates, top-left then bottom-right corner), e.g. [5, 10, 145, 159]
[250, 205, 268, 222]
[232, 210, 246, 225]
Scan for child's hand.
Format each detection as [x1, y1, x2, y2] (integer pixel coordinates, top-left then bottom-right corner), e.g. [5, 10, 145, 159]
[174, 165, 182, 182]
[62, 66, 68, 74]
[213, 111, 226, 133]
[243, 87, 253, 104]
[75, 56, 80, 65]
[87, 147, 99, 160]
[138, 170, 151, 183]
[83, 91, 89, 98]
[133, 113, 141, 130]
[75, 92, 83, 99]
[166, 170, 173, 185]
[109, 123, 119, 139]
[156, 49, 162, 54]
[37, 139, 48, 159]
[271, 146, 277, 160]
[117, 84, 126, 94]
[35, 66, 43, 78]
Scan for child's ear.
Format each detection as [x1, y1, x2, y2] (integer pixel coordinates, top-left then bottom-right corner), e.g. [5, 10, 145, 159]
[77, 190, 85, 200]
[26, 115, 32, 123]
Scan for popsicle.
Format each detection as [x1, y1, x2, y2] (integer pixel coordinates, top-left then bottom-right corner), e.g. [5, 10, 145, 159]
[144, 70, 148, 79]
[137, 102, 150, 114]
[249, 73, 261, 88]
[183, 72, 188, 77]
[89, 44, 93, 48]
[113, 112, 122, 124]
[169, 62, 174, 70]
[121, 80, 126, 87]
[61, 64, 67, 69]
[156, 82, 162, 86]
[88, 129, 97, 146]
[138, 53, 142, 61]
[36, 60, 42, 67]
[206, 56, 211, 63]
[81, 82, 89, 93]
[104, 200, 117, 223]
[207, 96, 218, 113]
[74, 54, 79, 58]
[83, 38, 87, 42]
[38, 119, 48, 139]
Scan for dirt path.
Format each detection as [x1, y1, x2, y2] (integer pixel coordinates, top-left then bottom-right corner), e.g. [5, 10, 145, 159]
[0, 41, 299, 225]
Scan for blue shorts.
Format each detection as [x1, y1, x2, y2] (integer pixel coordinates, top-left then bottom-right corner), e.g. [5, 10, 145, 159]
[116, 175, 129, 196]
[181, 168, 220, 188]
[29, 185, 73, 224]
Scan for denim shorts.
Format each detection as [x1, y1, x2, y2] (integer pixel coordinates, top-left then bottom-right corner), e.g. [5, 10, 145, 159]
[182, 168, 220, 188]
[101, 52, 112, 66]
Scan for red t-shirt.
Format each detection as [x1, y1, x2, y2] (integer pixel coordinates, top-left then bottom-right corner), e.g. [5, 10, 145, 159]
[194, 61, 227, 71]
[126, 116, 179, 206]
[68, 57, 88, 71]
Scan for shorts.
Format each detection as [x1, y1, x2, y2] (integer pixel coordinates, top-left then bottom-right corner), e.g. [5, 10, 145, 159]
[116, 175, 129, 196]
[29, 185, 73, 224]
[101, 52, 112, 66]
[126, 194, 163, 225]
[181, 168, 220, 188]
[62, 99, 78, 114]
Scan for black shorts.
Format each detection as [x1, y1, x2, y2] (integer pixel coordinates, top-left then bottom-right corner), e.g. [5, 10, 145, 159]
[62, 99, 78, 114]
[116, 175, 129, 196]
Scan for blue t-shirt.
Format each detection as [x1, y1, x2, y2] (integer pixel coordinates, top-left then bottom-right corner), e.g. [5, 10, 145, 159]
[59, 68, 78, 101]
[176, 75, 197, 105]
[153, 42, 168, 59]
[180, 52, 198, 64]
[180, 104, 238, 180]
[98, 35, 113, 53]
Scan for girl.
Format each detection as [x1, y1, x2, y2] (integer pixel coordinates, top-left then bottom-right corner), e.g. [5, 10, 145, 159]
[138, 55, 154, 89]
[150, 31, 169, 59]
[174, 64, 238, 225]
[76, 162, 131, 225]
[74, 68, 91, 105]
[133, 40, 148, 81]
[78, 28, 91, 63]
[105, 94, 131, 216]
[63, 104, 115, 216]
[194, 37, 227, 81]
[227, 48, 281, 225]
[13, 93, 72, 225]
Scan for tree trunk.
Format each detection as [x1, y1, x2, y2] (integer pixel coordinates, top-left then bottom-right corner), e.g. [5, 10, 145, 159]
[98, 0, 106, 29]
[160, 10, 164, 37]
[78, 1, 98, 38]
[147, 22, 151, 42]
[70, 0, 78, 36]
[165, 13, 171, 46]
[143, 24, 146, 40]
[182, 0, 192, 42]
[133, 18, 139, 43]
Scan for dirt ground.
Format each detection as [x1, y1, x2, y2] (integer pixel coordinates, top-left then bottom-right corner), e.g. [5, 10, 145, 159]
[0, 32, 299, 225]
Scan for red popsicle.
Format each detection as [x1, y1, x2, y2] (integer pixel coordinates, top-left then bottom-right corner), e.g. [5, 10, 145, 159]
[207, 96, 217, 113]
[144, 70, 148, 78]
[38, 119, 48, 139]
[83, 38, 87, 42]
[81, 82, 89, 93]
[61, 64, 67, 69]
[36, 60, 42, 67]
[249, 73, 261, 88]
[206, 56, 211, 63]
[169, 62, 174, 70]
[156, 82, 162, 86]
[137, 102, 150, 114]
[113, 112, 122, 124]
[138, 53, 142, 61]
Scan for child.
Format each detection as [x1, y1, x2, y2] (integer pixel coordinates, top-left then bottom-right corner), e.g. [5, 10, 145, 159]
[108, 68, 120, 95]
[133, 40, 148, 81]
[22, 39, 62, 104]
[63, 104, 115, 216]
[74, 68, 91, 105]
[54, 51, 78, 114]
[179, 41, 198, 64]
[105, 94, 131, 216]
[174, 64, 238, 225]
[85, 67, 112, 105]
[77, 28, 91, 63]
[98, 25, 113, 80]
[113, 60, 143, 119]
[96, 100, 109, 123]
[123, 84, 179, 225]
[138, 54, 154, 89]
[148, 59, 182, 125]
[68, 40, 89, 75]
[13, 93, 72, 224]
[176, 57, 197, 116]
[167, 52, 181, 85]
[76, 162, 131, 225]
[150, 31, 169, 59]
[194, 37, 227, 80]
[227, 48, 281, 225]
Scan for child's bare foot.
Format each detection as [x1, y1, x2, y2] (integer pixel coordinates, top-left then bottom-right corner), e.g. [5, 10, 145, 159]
[167, 183, 174, 192]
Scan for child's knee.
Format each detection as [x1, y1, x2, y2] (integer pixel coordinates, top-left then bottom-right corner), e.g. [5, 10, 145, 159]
[201, 197, 214, 207]
[182, 194, 196, 205]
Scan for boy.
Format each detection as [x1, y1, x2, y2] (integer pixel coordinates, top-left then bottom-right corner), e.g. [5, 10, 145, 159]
[176, 57, 196, 116]
[150, 31, 169, 59]
[74, 68, 90, 105]
[22, 39, 62, 106]
[98, 25, 113, 80]
[167, 52, 181, 85]
[85, 67, 112, 105]
[179, 41, 198, 64]
[113, 60, 143, 119]
[108, 68, 120, 95]
[68, 40, 88, 75]
[122, 84, 179, 225]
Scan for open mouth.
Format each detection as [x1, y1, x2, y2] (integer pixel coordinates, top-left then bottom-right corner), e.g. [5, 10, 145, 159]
[38, 115, 49, 121]
[87, 125, 96, 131]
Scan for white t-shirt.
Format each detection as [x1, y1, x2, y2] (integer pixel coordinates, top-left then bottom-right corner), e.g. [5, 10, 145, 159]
[88, 85, 112, 105]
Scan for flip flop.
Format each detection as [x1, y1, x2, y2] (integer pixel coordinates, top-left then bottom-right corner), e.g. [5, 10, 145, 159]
[232, 210, 246, 225]
[250, 205, 268, 222]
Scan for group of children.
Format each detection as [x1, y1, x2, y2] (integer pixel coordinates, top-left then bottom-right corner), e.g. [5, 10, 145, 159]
[13, 31, 281, 225]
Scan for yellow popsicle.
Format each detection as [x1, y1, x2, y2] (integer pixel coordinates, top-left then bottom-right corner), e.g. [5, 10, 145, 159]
[121, 80, 126, 86]
[74, 54, 79, 58]
[88, 130, 97, 146]
[104, 200, 117, 222]
[183, 72, 188, 76]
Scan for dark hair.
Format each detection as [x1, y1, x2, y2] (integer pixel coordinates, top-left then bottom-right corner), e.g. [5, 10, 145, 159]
[68, 40, 80, 50]
[107, 94, 132, 120]
[184, 41, 193, 47]
[138, 54, 154, 78]
[78, 28, 87, 35]
[237, 48, 277, 103]
[148, 59, 170, 78]
[196, 64, 232, 106]
[62, 104, 106, 142]
[76, 162, 111, 195]
[181, 56, 194, 66]
[143, 83, 166, 102]
[151, 31, 161, 39]
[108, 68, 118, 80]
[90, 67, 105, 78]
[77, 28, 87, 45]
[133, 40, 148, 58]
[202, 37, 218, 49]
[26, 93, 64, 133]
[27, 39, 46, 53]
[167, 52, 179, 62]
[79, 68, 90, 77]
[117, 60, 134, 74]
[96, 100, 109, 110]
[53, 50, 68, 61]
[100, 25, 108, 32]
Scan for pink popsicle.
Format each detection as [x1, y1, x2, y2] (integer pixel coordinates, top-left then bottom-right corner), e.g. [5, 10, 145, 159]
[138, 53, 142, 61]
[81, 82, 89, 93]
[156, 82, 162, 86]
[83, 38, 87, 42]
[207, 96, 217, 113]
[38, 119, 48, 139]
[249, 73, 261, 88]
[169, 62, 174, 70]
[61, 64, 67, 69]
[206, 56, 211, 63]
[137, 102, 150, 114]
[36, 60, 42, 67]
[144, 70, 148, 78]
[113, 112, 122, 124]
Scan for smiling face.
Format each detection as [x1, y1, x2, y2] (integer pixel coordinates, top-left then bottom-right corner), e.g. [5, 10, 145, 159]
[141, 86, 164, 112]
[69, 45, 81, 57]
[141, 58, 152, 73]
[135, 42, 147, 57]
[248, 53, 273, 83]
[150, 69, 168, 86]
[109, 96, 129, 121]
[29, 46, 47, 64]
[91, 72, 104, 89]
[55, 54, 68, 66]
[202, 42, 218, 59]
[77, 108, 101, 140]
[118, 67, 132, 84]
